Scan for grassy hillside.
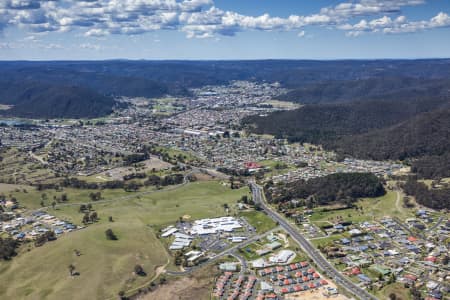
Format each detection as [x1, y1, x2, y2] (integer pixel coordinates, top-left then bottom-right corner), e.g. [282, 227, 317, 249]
[0, 217, 168, 300]
[0, 181, 249, 300]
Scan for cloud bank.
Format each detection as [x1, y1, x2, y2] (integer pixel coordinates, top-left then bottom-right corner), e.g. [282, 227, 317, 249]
[0, 0, 448, 39]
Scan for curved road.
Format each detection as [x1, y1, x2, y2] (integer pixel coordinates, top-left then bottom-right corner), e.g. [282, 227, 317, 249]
[250, 181, 378, 300]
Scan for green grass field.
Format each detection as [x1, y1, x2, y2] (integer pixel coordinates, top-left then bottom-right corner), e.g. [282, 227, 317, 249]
[310, 233, 347, 247]
[8, 186, 159, 212]
[153, 146, 201, 164]
[309, 190, 414, 225]
[0, 181, 248, 300]
[258, 159, 296, 178]
[239, 240, 266, 260]
[151, 97, 185, 115]
[376, 282, 412, 300]
[260, 100, 301, 110]
[239, 210, 277, 233]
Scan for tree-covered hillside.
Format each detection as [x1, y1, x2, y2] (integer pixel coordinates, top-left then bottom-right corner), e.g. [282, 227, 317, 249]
[0, 81, 118, 119]
[265, 173, 386, 206]
[278, 77, 450, 104]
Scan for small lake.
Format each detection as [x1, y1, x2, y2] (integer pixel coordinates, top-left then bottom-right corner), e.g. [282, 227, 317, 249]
[0, 119, 29, 126]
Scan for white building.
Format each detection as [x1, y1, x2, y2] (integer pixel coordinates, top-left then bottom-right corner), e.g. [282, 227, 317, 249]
[268, 250, 296, 264]
[190, 216, 242, 235]
[161, 227, 178, 238]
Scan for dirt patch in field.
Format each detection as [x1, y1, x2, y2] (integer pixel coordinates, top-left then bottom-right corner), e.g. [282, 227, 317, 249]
[0, 183, 28, 193]
[96, 156, 173, 180]
[138, 276, 213, 300]
[285, 286, 350, 300]
[138, 266, 218, 300]
[277, 233, 289, 247]
[192, 173, 214, 181]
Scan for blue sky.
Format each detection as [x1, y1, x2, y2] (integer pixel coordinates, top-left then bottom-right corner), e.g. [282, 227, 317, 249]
[0, 0, 449, 60]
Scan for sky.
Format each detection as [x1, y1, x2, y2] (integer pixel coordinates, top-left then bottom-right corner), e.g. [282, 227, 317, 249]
[0, 0, 449, 60]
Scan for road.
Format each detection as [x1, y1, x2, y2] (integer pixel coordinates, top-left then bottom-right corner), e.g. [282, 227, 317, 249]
[250, 181, 378, 300]
[28, 150, 48, 165]
[230, 252, 247, 275]
[427, 216, 444, 232]
[392, 216, 425, 240]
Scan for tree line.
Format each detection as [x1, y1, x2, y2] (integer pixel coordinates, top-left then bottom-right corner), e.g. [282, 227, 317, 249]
[0, 237, 18, 260]
[265, 172, 386, 207]
[402, 178, 450, 210]
[411, 153, 450, 179]
[35, 173, 185, 192]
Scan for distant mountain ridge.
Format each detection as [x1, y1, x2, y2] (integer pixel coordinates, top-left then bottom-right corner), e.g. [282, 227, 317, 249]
[278, 77, 450, 104]
[2, 59, 450, 119]
[0, 80, 117, 119]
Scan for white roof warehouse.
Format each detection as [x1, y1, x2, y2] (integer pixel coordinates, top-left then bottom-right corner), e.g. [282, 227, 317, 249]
[190, 217, 242, 235]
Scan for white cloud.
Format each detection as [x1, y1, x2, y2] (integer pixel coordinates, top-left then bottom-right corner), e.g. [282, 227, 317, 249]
[79, 42, 101, 50]
[342, 12, 450, 36]
[0, 0, 446, 40]
[85, 28, 109, 37]
[320, 0, 425, 19]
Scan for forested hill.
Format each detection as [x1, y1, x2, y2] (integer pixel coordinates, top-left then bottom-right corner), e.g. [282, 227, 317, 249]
[243, 99, 450, 179]
[243, 97, 449, 145]
[335, 107, 450, 160]
[278, 77, 450, 104]
[265, 172, 386, 206]
[0, 81, 118, 119]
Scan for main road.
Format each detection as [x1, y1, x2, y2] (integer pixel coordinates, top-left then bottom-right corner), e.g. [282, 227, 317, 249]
[250, 181, 378, 300]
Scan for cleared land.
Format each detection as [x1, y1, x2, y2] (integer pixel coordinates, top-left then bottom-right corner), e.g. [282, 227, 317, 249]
[240, 210, 277, 233]
[376, 282, 412, 300]
[309, 190, 414, 226]
[151, 97, 185, 115]
[261, 100, 301, 110]
[285, 286, 349, 300]
[0, 181, 248, 300]
[0, 148, 55, 185]
[138, 265, 218, 300]
[86, 156, 173, 182]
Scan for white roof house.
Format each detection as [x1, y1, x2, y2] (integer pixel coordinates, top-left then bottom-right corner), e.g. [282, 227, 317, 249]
[187, 253, 204, 262]
[161, 227, 178, 238]
[268, 250, 296, 264]
[161, 225, 175, 233]
[228, 236, 247, 243]
[251, 258, 268, 269]
[173, 232, 193, 240]
[169, 244, 184, 250]
[185, 250, 202, 257]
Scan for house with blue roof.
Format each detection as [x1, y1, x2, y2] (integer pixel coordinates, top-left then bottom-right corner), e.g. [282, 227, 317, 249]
[357, 274, 372, 283]
[340, 238, 350, 245]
